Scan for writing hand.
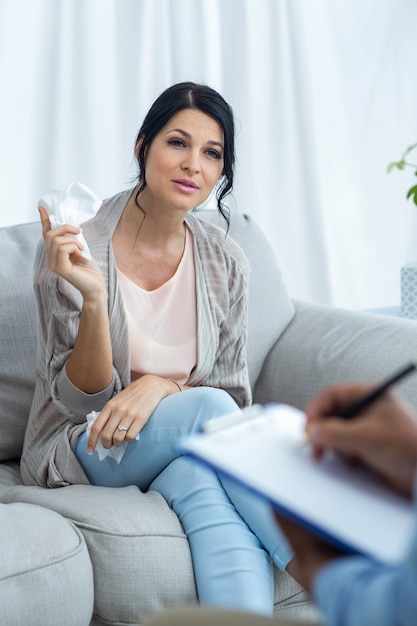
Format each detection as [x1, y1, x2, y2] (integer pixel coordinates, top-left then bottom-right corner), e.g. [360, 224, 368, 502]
[305, 383, 417, 497]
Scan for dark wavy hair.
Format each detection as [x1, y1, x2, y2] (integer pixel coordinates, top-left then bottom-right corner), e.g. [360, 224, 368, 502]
[134, 82, 235, 226]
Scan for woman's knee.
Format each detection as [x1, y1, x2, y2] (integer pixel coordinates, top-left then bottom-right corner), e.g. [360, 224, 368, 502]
[185, 386, 239, 419]
[158, 386, 238, 435]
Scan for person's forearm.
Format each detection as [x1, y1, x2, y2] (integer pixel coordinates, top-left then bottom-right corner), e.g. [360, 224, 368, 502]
[314, 551, 417, 626]
[65, 292, 113, 393]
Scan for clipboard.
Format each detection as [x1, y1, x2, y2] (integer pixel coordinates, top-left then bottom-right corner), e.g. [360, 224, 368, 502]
[179, 403, 415, 564]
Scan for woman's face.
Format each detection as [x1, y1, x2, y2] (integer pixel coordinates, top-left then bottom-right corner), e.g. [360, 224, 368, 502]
[141, 108, 224, 213]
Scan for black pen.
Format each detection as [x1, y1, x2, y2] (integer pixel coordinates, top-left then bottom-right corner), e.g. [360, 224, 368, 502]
[336, 362, 417, 420]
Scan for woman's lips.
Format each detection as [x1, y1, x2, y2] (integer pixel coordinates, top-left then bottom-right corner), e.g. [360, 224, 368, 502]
[172, 179, 199, 194]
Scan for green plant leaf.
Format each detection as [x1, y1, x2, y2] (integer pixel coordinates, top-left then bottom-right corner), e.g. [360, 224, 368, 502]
[387, 159, 406, 173]
[404, 143, 417, 156]
[406, 185, 417, 205]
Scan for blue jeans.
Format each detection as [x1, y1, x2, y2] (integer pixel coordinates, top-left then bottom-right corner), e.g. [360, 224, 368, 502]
[75, 387, 292, 615]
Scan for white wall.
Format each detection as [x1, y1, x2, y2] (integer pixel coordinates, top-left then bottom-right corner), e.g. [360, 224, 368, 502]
[1, 0, 416, 309]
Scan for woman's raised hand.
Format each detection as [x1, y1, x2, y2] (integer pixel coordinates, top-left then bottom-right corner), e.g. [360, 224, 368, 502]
[39, 206, 105, 300]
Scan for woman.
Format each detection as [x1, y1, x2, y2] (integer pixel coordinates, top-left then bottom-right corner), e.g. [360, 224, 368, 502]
[21, 82, 292, 615]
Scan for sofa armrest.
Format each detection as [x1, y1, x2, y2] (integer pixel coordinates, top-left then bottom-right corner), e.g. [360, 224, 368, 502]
[254, 299, 417, 411]
[0, 502, 93, 625]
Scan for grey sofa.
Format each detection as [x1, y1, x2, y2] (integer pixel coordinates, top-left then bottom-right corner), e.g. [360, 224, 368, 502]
[1, 210, 417, 626]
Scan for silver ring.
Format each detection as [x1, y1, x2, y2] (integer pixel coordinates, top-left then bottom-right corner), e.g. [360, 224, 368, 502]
[117, 424, 128, 432]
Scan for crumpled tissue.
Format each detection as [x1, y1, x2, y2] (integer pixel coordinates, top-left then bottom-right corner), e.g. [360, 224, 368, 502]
[86, 411, 140, 464]
[38, 182, 102, 260]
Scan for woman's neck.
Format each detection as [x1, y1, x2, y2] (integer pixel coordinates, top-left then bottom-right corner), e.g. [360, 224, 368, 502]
[112, 191, 188, 290]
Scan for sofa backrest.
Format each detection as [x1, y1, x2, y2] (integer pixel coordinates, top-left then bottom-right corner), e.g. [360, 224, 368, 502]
[0, 211, 294, 461]
[1, 222, 40, 461]
[198, 209, 295, 386]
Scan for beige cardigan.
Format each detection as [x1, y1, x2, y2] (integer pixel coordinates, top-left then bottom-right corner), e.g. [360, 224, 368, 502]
[21, 189, 251, 488]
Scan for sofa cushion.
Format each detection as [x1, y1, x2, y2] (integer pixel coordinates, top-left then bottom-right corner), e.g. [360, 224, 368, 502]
[0, 461, 320, 625]
[0, 468, 197, 625]
[0, 502, 94, 626]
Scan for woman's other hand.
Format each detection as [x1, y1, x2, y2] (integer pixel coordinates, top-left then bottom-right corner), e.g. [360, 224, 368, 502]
[87, 375, 183, 453]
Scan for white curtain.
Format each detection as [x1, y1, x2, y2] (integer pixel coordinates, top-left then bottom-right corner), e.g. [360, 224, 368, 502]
[1, 0, 416, 309]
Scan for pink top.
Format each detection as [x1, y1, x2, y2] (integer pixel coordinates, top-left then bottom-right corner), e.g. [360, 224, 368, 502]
[116, 226, 197, 384]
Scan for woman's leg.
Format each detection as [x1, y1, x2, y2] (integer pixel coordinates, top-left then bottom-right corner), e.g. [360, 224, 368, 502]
[150, 456, 274, 616]
[220, 476, 294, 571]
[74, 386, 289, 611]
[74, 387, 238, 489]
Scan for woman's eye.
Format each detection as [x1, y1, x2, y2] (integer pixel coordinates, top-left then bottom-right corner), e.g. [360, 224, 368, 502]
[206, 149, 222, 160]
[168, 138, 185, 147]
